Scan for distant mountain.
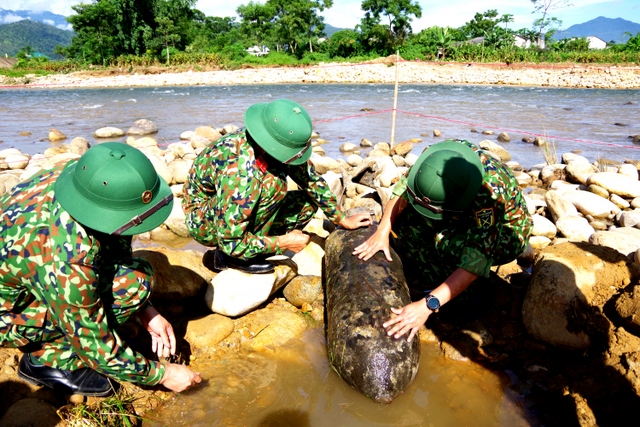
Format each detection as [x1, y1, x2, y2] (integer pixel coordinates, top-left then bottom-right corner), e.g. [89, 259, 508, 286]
[0, 19, 73, 59]
[324, 23, 347, 37]
[0, 8, 71, 30]
[553, 16, 640, 44]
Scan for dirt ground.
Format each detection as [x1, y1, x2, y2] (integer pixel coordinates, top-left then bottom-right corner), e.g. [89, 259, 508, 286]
[1, 260, 638, 426]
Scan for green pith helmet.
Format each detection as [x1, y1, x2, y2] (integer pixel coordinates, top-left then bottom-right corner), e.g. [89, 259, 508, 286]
[406, 140, 484, 220]
[54, 142, 174, 236]
[244, 99, 313, 165]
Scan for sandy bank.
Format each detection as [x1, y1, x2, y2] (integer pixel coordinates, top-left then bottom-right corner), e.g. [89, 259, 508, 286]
[6, 60, 640, 89]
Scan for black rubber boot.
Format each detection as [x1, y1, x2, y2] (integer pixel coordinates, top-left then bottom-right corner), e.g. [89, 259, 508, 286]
[213, 249, 275, 274]
[18, 353, 116, 397]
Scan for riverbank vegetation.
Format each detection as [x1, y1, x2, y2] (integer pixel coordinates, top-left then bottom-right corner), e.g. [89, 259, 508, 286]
[2, 0, 639, 79]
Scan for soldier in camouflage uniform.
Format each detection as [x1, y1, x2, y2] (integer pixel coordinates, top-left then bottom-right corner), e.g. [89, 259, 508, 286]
[0, 143, 201, 396]
[354, 139, 532, 342]
[183, 99, 371, 274]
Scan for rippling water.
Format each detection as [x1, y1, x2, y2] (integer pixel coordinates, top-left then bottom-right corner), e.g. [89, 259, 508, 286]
[1, 83, 638, 168]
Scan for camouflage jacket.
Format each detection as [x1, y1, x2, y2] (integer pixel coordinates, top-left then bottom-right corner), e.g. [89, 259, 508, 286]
[0, 163, 164, 386]
[182, 129, 344, 258]
[393, 140, 532, 277]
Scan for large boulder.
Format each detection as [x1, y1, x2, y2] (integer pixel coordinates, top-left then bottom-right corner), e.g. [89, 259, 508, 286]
[522, 242, 640, 350]
[133, 247, 213, 301]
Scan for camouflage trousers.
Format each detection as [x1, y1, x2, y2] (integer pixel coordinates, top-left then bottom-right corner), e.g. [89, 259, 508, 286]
[391, 208, 528, 302]
[187, 190, 318, 249]
[0, 258, 152, 370]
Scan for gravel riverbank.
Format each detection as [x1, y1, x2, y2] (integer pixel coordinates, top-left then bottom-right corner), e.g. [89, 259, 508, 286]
[4, 60, 640, 89]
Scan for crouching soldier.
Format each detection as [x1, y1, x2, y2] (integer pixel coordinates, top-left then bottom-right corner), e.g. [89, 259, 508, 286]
[0, 142, 202, 396]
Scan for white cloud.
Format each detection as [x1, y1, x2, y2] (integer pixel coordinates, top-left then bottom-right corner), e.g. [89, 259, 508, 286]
[1, 13, 26, 24]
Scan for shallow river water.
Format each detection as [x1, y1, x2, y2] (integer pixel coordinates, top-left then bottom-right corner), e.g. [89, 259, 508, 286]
[1, 83, 639, 168]
[143, 328, 535, 427]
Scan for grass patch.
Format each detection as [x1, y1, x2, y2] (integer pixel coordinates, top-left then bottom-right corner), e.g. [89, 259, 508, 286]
[58, 388, 142, 427]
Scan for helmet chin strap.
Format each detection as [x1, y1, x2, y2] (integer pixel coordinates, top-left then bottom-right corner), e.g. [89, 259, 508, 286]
[283, 140, 311, 165]
[111, 193, 173, 236]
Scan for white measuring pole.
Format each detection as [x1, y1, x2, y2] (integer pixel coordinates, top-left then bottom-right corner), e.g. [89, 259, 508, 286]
[390, 50, 400, 149]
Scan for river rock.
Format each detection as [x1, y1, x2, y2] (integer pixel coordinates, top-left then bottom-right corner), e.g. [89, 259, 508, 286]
[312, 146, 326, 156]
[69, 137, 90, 155]
[587, 172, 640, 198]
[522, 242, 639, 350]
[185, 313, 235, 348]
[532, 214, 557, 238]
[195, 126, 222, 141]
[562, 153, 590, 164]
[360, 138, 373, 147]
[127, 119, 159, 135]
[133, 248, 213, 300]
[565, 161, 598, 185]
[611, 194, 631, 209]
[291, 237, 325, 277]
[589, 227, 640, 258]
[514, 171, 533, 188]
[497, 132, 510, 142]
[0, 173, 20, 195]
[48, 128, 66, 142]
[238, 303, 315, 353]
[309, 154, 341, 174]
[540, 164, 565, 187]
[146, 153, 173, 185]
[478, 139, 511, 162]
[563, 190, 620, 219]
[167, 141, 196, 159]
[346, 154, 363, 166]
[405, 153, 418, 167]
[44, 144, 69, 158]
[545, 190, 579, 222]
[206, 261, 297, 317]
[340, 142, 358, 152]
[617, 210, 640, 227]
[164, 199, 189, 238]
[168, 158, 192, 184]
[392, 141, 413, 156]
[94, 126, 125, 138]
[529, 235, 552, 249]
[618, 163, 639, 179]
[282, 275, 323, 308]
[5, 154, 29, 170]
[587, 184, 609, 198]
[555, 215, 595, 242]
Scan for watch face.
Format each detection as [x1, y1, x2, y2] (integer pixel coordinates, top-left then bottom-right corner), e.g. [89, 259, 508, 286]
[427, 296, 440, 311]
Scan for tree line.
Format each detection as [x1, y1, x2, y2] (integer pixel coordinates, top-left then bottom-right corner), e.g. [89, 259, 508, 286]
[29, 0, 640, 68]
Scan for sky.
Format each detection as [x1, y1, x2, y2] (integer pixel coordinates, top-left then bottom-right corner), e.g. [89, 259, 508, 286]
[2, 0, 640, 32]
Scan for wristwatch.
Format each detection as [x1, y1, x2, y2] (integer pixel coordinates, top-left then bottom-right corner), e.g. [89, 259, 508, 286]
[425, 295, 441, 312]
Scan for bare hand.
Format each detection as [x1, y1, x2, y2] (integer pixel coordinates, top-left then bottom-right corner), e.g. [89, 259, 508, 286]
[382, 300, 431, 343]
[139, 307, 176, 359]
[160, 363, 202, 393]
[352, 228, 392, 262]
[277, 229, 311, 253]
[338, 212, 373, 230]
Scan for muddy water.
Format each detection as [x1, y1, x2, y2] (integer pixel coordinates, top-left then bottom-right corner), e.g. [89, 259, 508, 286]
[143, 328, 535, 427]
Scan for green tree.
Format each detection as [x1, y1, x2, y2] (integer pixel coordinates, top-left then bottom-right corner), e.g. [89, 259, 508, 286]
[65, 1, 120, 65]
[237, 1, 276, 48]
[459, 9, 499, 39]
[151, 16, 181, 62]
[360, 0, 422, 51]
[533, 16, 562, 43]
[326, 29, 361, 57]
[530, 0, 572, 41]
[268, 0, 333, 56]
